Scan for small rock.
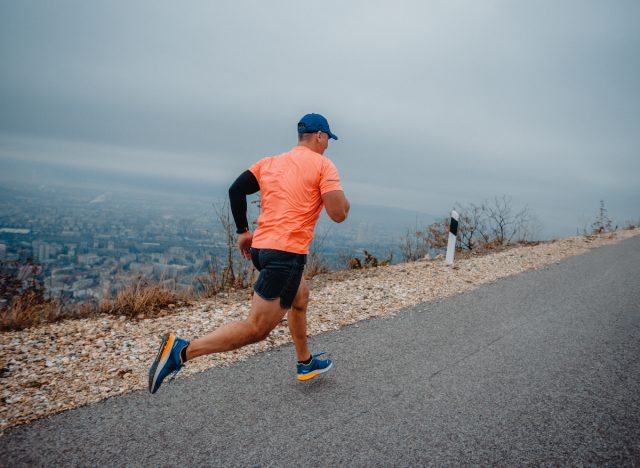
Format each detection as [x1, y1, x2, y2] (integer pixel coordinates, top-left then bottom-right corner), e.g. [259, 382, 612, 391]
[5, 395, 22, 404]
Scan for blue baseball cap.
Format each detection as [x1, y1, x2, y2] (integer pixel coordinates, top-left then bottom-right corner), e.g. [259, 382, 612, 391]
[297, 113, 338, 140]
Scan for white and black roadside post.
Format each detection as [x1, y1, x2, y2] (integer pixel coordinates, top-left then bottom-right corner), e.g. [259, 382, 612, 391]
[445, 210, 459, 265]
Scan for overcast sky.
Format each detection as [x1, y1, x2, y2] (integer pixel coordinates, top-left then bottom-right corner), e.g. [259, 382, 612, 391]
[1, 0, 638, 238]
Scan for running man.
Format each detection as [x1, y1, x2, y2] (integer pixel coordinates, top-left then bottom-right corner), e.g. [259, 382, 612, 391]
[149, 113, 350, 393]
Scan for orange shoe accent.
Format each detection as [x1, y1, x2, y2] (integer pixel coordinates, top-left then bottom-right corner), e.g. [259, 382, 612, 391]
[159, 335, 175, 362]
[297, 370, 321, 381]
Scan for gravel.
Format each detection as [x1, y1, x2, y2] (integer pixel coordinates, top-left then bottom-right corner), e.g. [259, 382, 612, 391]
[0, 229, 638, 434]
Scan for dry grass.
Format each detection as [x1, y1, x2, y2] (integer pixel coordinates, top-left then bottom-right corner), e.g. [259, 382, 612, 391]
[0, 239, 548, 331]
[0, 213, 630, 332]
[305, 252, 330, 279]
[0, 292, 64, 331]
[193, 259, 255, 299]
[1, 276, 189, 330]
[97, 278, 187, 318]
[0, 274, 233, 331]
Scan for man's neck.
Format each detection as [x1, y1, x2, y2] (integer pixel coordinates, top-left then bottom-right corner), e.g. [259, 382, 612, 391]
[297, 141, 324, 155]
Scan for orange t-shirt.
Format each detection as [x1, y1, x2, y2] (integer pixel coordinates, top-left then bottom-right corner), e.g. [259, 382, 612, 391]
[249, 145, 343, 254]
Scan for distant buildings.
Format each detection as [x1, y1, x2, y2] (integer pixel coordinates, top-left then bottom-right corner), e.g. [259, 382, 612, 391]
[1, 184, 413, 302]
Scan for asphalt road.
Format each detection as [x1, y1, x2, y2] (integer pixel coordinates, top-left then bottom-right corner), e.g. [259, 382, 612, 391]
[2, 236, 639, 467]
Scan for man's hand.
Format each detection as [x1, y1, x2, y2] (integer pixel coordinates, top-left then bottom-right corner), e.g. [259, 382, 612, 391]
[238, 231, 253, 260]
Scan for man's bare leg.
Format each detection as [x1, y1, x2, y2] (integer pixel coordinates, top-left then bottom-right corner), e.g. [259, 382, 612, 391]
[186, 293, 287, 360]
[287, 278, 311, 361]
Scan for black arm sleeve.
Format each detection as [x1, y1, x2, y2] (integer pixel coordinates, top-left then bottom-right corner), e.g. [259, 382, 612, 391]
[228, 170, 260, 233]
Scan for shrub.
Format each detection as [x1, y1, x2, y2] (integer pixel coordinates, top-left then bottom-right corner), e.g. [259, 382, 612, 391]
[400, 195, 536, 261]
[305, 230, 331, 279]
[400, 227, 430, 262]
[98, 278, 184, 318]
[0, 291, 64, 331]
[347, 250, 393, 269]
[0, 259, 68, 331]
[305, 248, 330, 279]
[590, 200, 615, 235]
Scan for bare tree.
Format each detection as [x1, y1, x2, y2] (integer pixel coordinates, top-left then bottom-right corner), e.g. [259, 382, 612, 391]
[482, 195, 531, 245]
[213, 199, 237, 288]
[423, 196, 539, 256]
[484, 195, 510, 244]
[399, 227, 429, 262]
[195, 198, 254, 295]
[517, 211, 542, 242]
[591, 200, 614, 234]
[455, 202, 488, 251]
[305, 227, 331, 279]
[622, 218, 639, 230]
[399, 217, 433, 262]
[194, 254, 223, 298]
[426, 216, 451, 252]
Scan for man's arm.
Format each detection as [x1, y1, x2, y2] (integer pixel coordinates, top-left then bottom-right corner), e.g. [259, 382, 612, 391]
[228, 170, 260, 259]
[229, 170, 260, 233]
[322, 190, 350, 223]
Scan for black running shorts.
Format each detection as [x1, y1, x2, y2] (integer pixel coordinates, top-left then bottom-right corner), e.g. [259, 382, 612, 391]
[250, 248, 306, 309]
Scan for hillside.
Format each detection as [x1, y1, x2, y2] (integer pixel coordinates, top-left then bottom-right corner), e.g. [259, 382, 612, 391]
[1, 228, 638, 434]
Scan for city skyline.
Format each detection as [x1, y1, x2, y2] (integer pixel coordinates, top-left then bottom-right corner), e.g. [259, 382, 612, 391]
[1, 182, 432, 302]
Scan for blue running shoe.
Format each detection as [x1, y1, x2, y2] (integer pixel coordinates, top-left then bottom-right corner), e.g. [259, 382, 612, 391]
[296, 352, 333, 381]
[148, 333, 189, 394]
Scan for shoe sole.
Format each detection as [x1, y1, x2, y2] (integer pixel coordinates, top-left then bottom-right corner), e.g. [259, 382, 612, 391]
[296, 361, 333, 381]
[148, 333, 175, 393]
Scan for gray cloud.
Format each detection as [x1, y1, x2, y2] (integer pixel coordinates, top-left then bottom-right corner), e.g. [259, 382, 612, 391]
[1, 0, 639, 238]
